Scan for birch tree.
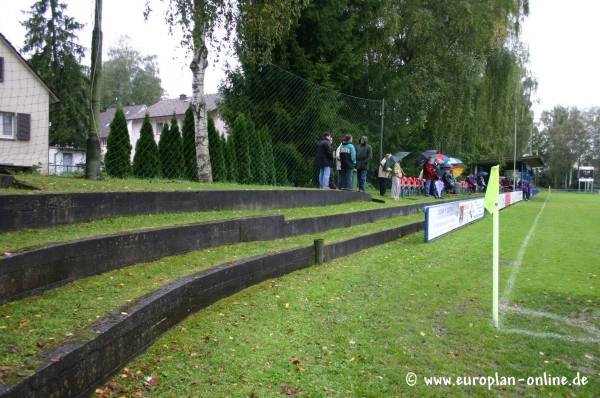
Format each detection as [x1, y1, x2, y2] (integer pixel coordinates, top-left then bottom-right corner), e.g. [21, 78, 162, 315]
[145, 0, 306, 182]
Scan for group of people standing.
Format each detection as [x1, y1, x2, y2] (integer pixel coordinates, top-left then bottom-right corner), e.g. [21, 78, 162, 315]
[316, 132, 373, 192]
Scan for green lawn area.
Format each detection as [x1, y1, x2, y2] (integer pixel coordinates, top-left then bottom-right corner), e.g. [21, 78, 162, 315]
[0, 174, 300, 194]
[0, 209, 424, 380]
[94, 190, 599, 397]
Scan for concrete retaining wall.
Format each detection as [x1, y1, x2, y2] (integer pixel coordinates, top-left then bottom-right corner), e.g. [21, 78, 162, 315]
[0, 221, 423, 398]
[0, 190, 370, 233]
[0, 202, 431, 304]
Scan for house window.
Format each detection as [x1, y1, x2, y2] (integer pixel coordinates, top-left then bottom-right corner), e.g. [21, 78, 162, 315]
[0, 112, 13, 139]
[0, 57, 4, 82]
[157, 122, 164, 135]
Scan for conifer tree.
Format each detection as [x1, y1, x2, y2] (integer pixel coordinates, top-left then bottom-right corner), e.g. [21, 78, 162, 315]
[260, 126, 277, 185]
[253, 124, 267, 185]
[225, 135, 238, 183]
[133, 114, 159, 178]
[104, 108, 132, 177]
[159, 115, 183, 179]
[21, 0, 89, 147]
[207, 115, 226, 182]
[181, 107, 197, 181]
[232, 114, 253, 184]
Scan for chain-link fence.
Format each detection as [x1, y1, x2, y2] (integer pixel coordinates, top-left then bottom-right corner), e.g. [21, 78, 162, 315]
[216, 63, 384, 188]
[6, 56, 384, 187]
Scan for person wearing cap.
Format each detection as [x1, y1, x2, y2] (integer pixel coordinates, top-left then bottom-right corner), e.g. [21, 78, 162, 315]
[339, 134, 356, 190]
[378, 154, 392, 196]
[422, 156, 437, 197]
[316, 132, 334, 189]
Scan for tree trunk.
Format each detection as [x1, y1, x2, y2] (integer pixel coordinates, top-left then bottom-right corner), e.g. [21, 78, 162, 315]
[189, 30, 212, 183]
[86, 0, 102, 180]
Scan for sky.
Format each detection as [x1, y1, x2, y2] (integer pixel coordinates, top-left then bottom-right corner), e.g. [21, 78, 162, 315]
[0, 0, 231, 96]
[521, 0, 600, 118]
[1, 0, 599, 121]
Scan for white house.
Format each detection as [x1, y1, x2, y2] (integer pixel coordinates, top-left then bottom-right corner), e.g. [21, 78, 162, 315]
[0, 32, 59, 172]
[48, 146, 87, 175]
[129, 93, 227, 150]
[100, 94, 226, 161]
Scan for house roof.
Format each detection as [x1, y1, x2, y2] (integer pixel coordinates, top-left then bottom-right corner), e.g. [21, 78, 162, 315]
[131, 93, 221, 120]
[0, 31, 60, 104]
[99, 105, 147, 138]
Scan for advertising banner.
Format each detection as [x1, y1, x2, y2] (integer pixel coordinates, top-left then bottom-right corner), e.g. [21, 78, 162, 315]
[424, 192, 522, 242]
[425, 198, 484, 242]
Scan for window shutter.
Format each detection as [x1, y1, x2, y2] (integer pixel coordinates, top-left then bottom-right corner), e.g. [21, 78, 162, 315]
[0, 57, 4, 82]
[17, 113, 31, 141]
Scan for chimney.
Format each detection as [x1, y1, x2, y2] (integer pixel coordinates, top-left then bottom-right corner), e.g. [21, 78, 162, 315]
[180, 94, 187, 100]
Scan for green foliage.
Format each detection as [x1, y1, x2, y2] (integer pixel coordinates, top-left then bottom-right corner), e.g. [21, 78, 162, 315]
[101, 35, 165, 109]
[273, 142, 303, 186]
[230, 114, 253, 184]
[104, 108, 132, 177]
[181, 107, 197, 181]
[21, 0, 89, 147]
[221, 0, 535, 180]
[207, 115, 226, 182]
[158, 116, 183, 179]
[253, 126, 268, 185]
[132, 114, 159, 178]
[224, 135, 238, 183]
[259, 126, 278, 185]
[537, 105, 596, 188]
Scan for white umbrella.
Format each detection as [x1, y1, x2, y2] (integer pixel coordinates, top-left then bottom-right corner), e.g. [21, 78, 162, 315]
[448, 157, 463, 165]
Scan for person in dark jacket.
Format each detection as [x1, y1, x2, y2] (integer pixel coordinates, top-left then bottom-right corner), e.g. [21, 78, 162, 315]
[316, 132, 333, 189]
[355, 136, 373, 193]
[339, 134, 356, 190]
[465, 174, 477, 193]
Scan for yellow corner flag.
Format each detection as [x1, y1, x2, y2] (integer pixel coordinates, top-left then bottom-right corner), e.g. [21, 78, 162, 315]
[484, 166, 499, 214]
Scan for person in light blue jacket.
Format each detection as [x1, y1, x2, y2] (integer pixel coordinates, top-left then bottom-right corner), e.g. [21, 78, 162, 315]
[338, 134, 356, 190]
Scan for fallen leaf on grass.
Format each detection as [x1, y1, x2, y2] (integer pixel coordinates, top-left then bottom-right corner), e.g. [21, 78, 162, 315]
[539, 352, 544, 356]
[420, 332, 425, 336]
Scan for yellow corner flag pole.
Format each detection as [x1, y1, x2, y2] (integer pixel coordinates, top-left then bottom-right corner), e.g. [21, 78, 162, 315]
[484, 166, 500, 328]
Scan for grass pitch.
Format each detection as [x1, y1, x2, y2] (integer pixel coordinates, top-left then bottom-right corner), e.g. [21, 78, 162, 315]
[97, 190, 599, 397]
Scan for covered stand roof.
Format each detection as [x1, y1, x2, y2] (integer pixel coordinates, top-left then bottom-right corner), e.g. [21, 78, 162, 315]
[474, 155, 546, 169]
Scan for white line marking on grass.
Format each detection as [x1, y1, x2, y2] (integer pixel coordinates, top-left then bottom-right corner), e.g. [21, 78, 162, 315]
[499, 194, 600, 343]
[500, 194, 550, 304]
[502, 328, 600, 343]
[501, 304, 600, 340]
